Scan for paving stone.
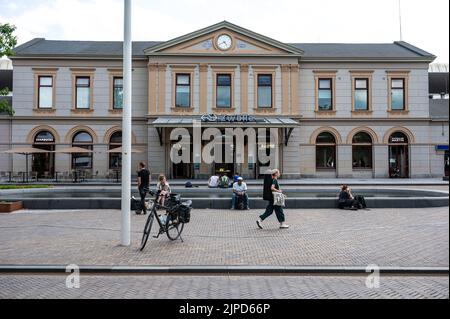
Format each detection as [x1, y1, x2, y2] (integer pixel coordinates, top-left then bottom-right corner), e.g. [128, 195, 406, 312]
[0, 274, 447, 299]
[0, 207, 447, 267]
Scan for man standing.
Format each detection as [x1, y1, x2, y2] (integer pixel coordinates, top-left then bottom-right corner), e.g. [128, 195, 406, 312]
[137, 162, 151, 215]
[231, 177, 249, 210]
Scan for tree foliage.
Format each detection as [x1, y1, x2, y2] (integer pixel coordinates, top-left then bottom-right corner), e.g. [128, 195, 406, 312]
[0, 23, 17, 115]
[0, 23, 17, 57]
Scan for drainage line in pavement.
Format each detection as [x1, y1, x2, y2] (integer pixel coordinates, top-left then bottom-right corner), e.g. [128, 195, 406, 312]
[0, 265, 448, 276]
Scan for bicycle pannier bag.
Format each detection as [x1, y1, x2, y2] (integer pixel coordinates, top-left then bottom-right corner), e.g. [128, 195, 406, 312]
[178, 204, 192, 223]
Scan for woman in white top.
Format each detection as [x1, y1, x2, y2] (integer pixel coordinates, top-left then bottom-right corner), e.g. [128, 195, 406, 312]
[157, 175, 171, 207]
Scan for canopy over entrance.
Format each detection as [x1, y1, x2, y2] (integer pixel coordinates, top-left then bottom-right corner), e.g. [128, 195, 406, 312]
[150, 116, 299, 146]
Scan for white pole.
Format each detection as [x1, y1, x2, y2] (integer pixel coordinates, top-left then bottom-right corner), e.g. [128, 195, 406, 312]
[121, 0, 132, 246]
[398, 0, 403, 41]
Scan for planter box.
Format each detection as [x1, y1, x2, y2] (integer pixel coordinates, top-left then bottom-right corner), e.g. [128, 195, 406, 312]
[0, 201, 23, 213]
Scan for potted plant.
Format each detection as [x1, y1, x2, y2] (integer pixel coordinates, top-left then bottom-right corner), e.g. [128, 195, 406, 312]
[0, 201, 23, 213]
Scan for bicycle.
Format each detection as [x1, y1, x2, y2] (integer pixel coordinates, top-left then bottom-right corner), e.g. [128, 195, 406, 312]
[133, 190, 192, 251]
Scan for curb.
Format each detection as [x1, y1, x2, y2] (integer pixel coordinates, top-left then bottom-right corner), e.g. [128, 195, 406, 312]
[0, 265, 448, 275]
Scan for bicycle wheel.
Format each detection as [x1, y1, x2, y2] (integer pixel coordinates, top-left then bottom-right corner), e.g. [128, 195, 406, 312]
[140, 213, 154, 251]
[166, 214, 185, 241]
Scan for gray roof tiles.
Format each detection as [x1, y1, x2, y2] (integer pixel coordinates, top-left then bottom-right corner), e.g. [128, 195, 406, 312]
[13, 39, 162, 58]
[13, 38, 435, 60]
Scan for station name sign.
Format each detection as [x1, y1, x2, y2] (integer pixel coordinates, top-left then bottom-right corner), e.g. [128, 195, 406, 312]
[200, 114, 265, 123]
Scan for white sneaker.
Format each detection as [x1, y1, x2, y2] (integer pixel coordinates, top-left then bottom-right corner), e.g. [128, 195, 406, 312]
[256, 219, 263, 229]
[280, 223, 290, 229]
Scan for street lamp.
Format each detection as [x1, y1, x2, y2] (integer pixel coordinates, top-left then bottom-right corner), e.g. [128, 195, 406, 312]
[121, 0, 132, 246]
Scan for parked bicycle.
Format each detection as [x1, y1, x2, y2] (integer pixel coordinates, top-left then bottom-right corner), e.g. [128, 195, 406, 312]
[133, 190, 192, 251]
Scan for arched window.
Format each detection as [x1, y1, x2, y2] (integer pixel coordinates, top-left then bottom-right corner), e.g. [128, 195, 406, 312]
[109, 131, 122, 169]
[32, 131, 55, 178]
[352, 132, 373, 169]
[34, 131, 55, 144]
[316, 132, 336, 169]
[389, 132, 408, 144]
[72, 131, 93, 170]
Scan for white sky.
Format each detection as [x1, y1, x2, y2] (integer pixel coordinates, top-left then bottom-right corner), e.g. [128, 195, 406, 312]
[0, 0, 448, 62]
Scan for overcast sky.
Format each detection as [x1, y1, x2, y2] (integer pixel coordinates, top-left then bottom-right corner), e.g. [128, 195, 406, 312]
[1, 0, 448, 62]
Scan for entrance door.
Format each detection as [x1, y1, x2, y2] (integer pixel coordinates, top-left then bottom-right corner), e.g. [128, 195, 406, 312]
[32, 131, 55, 178]
[444, 151, 449, 177]
[388, 132, 409, 178]
[171, 141, 193, 179]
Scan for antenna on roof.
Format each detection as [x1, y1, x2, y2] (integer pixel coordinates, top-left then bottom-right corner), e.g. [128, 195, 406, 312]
[398, 0, 403, 41]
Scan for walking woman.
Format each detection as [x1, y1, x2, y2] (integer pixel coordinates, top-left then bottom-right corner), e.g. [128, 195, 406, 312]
[257, 169, 289, 229]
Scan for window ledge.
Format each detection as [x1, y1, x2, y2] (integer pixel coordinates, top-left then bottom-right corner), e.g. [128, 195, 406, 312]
[212, 107, 236, 113]
[109, 109, 123, 114]
[315, 110, 337, 115]
[253, 108, 277, 114]
[171, 107, 195, 113]
[33, 108, 56, 114]
[351, 110, 373, 113]
[71, 109, 94, 114]
[352, 168, 373, 171]
[388, 109, 409, 115]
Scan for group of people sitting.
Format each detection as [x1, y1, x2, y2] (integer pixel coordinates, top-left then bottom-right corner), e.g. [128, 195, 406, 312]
[140, 161, 367, 213]
[208, 172, 250, 210]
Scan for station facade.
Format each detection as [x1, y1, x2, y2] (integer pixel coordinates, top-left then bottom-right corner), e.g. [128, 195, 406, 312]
[2, 21, 447, 179]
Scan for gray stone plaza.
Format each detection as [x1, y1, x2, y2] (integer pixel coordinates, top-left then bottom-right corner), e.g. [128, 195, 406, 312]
[0, 204, 448, 299]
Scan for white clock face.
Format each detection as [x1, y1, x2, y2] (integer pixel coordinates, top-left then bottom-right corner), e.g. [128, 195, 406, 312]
[217, 34, 232, 50]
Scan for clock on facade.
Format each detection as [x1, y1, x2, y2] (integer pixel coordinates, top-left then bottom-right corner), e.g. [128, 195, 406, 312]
[216, 34, 232, 50]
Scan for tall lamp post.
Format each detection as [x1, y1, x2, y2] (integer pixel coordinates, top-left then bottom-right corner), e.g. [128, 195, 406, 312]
[121, 0, 132, 246]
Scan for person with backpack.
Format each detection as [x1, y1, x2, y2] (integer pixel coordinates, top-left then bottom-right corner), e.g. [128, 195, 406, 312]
[136, 162, 151, 215]
[218, 173, 230, 189]
[256, 169, 289, 229]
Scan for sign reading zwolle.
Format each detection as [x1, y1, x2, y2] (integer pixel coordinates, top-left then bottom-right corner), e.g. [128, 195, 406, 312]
[201, 114, 265, 123]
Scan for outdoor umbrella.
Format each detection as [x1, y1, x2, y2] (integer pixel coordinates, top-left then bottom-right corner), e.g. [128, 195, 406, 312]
[4, 147, 50, 183]
[53, 147, 94, 154]
[106, 147, 143, 154]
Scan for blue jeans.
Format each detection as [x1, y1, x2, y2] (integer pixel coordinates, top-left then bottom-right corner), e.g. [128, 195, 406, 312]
[260, 200, 285, 223]
[232, 193, 249, 209]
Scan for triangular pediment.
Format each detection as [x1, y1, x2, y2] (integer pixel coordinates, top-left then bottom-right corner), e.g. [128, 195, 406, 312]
[144, 21, 303, 56]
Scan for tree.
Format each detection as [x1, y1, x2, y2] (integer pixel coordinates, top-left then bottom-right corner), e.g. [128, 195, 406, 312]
[0, 23, 17, 116]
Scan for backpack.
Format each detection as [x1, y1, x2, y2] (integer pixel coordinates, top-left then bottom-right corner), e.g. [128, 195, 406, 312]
[219, 176, 229, 188]
[263, 174, 273, 201]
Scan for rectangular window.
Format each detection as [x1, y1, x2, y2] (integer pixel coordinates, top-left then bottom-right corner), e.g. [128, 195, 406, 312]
[257, 74, 273, 108]
[38, 76, 53, 109]
[216, 74, 232, 108]
[354, 78, 368, 110]
[113, 77, 123, 109]
[318, 79, 333, 111]
[175, 74, 191, 108]
[76, 77, 91, 109]
[391, 78, 405, 110]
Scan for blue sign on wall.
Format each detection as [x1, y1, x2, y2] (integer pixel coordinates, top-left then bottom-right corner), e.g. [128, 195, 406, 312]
[436, 145, 449, 151]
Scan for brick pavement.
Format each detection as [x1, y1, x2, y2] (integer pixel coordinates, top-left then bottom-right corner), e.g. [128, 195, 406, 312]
[0, 207, 448, 267]
[0, 274, 448, 299]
